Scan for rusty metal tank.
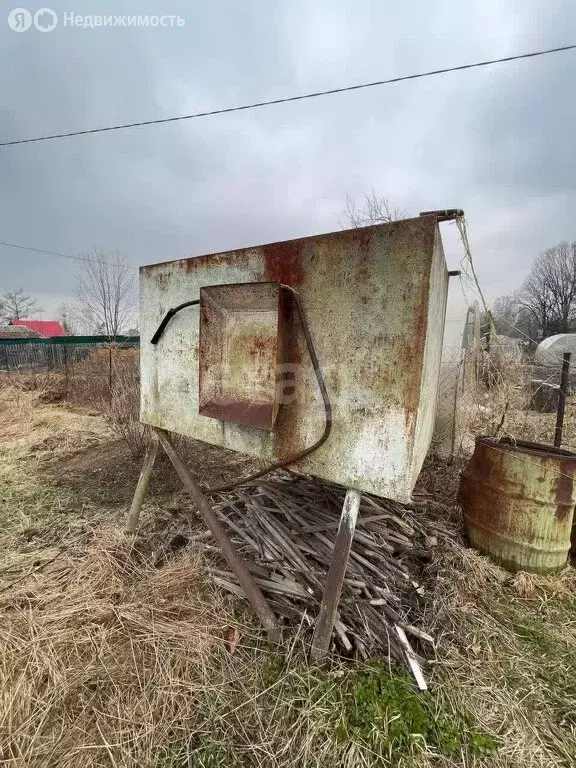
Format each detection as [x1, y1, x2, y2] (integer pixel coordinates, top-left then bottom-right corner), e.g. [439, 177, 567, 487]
[140, 216, 450, 503]
[459, 437, 576, 573]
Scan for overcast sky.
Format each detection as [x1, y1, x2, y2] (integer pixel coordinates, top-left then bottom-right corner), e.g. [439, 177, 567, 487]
[1, 0, 575, 343]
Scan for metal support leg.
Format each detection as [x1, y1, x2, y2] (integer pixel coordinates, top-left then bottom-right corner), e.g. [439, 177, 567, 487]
[154, 428, 279, 642]
[311, 488, 361, 661]
[125, 431, 159, 534]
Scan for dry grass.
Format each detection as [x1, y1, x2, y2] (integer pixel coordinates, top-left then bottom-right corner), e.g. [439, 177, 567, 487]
[0, 382, 109, 451]
[429, 546, 576, 768]
[0, 384, 112, 545]
[436, 347, 576, 455]
[1, 384, 576, 766]
[2, 347, 148, 458]
[419, 422, 576, 767]
[0, 526, 244, 767]
[0, 528, 500, 768]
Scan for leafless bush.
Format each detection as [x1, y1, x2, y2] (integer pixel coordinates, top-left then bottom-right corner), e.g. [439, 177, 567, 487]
[106, 349, 150, 457]
[52, 344, 148, 457]
[64, 347, 113, 406]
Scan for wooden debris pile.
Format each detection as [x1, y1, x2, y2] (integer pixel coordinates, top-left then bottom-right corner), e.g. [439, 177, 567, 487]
[193, 475, 452, 661]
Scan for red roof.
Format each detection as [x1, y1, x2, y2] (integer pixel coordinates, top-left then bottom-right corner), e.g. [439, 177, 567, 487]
[9, 319, 67, 337]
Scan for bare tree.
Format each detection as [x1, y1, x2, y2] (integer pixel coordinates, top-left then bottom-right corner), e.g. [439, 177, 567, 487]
[490, 241, 576, 343]
[58, 302, 103, 336]
[517, 241, 576, 339]
[342, 190, 406, 228]
[0, 288, 41, 322]
[481, 294, 538, 352]
[57, 302, 78, 335]
[74, 250, 137, 339]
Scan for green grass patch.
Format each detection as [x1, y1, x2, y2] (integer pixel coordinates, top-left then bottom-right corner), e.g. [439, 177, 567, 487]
[490, 601, 576, 733]
[260, 657, 497, 763]
[326, 662, 497, 760]
[153, 658, 499, 768]
[154, 739, 238, 768]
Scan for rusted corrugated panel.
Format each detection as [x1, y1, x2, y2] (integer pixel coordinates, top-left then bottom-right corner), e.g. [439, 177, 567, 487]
[460, 437, 576, 573]
[139, 217, 448, 502]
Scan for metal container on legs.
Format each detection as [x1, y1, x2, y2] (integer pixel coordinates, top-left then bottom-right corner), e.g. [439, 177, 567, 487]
[140, 216, 451, 503]
[459, 436, 576, 573]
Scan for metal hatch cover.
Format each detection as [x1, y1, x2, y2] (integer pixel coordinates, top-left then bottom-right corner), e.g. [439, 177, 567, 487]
[198, 281, 284, 431]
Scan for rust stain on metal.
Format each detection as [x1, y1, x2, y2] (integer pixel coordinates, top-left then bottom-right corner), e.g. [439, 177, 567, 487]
[200, 397, 274, 431]
[402, 278, 430, 422]
[156, 272, 172, 290]
[459, 441, 509, 537]
[353, 228, 374, 282]
[181, 250, 254, 272]
[270, 288, 307, 461]
[198, 282, 283, 431]
[401, 222, 436, 424]
[460, 437, 576, 573]
[263, 240, 304, 287]
[554, 462, 574, 522]
[141, 248, 256, 275]
[352, 219, 436, 427]
[140, 216, 449, 501]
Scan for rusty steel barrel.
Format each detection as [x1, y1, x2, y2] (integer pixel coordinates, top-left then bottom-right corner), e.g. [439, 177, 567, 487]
[459, 437, 576, 573]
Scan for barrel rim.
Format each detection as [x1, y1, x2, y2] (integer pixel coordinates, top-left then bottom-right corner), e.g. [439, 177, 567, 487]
[475, 435, 576, 460]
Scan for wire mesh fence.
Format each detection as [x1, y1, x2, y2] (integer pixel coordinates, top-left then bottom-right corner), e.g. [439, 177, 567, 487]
[434, 217, 576, 458]
[433, 341, 576, 457]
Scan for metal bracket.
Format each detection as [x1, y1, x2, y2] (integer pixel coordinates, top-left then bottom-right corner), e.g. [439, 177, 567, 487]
[419, 209, 464, 222]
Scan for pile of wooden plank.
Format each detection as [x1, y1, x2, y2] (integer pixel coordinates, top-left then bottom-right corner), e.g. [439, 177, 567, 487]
[191, 475, 451, 663]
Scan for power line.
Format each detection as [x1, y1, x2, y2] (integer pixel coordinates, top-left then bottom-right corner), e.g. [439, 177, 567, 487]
[1, 44, 575, 147]
[0, 240, 137, 269]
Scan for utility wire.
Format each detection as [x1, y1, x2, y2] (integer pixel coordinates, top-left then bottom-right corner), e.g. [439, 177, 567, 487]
[0, 240, 137, 269]
[1, 44, 575, 147]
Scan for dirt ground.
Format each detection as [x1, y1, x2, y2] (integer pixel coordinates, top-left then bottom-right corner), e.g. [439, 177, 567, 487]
[1, 383, 576, 768]
[43, 433, 260, 507]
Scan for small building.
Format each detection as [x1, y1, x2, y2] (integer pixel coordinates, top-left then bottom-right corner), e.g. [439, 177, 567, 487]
[0, 325, 43, 340]
[8, 319, 66, 338]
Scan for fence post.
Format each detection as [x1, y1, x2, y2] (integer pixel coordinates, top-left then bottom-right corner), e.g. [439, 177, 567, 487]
[554, 352, 571, 448]
[108, 344, 113, 405]
[63, 343, 68, 394]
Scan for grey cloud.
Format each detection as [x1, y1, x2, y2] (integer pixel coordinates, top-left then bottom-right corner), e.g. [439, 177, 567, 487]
[0, 0, 575, 325]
